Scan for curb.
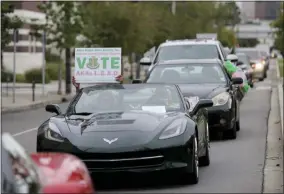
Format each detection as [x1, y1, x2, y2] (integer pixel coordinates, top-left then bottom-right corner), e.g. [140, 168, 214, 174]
[1, 95, 74, 114]
[276, 59, 283, 137]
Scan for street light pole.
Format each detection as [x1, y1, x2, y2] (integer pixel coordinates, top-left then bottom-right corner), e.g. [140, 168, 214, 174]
[171, 1, 176, 15]
[42, 1, 47, 96]
[42, 30, 46, 96]
[12, 29, 17, 103]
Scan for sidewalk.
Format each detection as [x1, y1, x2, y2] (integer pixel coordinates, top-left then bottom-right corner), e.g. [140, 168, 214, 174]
[276, 59, 283, 136]
[1, 81, 76, 114]
[1, 93, 74, 114]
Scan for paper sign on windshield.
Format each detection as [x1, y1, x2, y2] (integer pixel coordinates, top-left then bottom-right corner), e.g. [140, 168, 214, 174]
[75, 48, 122, 83]
[142, 106, 166, 114]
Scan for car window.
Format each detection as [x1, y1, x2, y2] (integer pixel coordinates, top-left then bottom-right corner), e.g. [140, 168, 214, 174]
[147, 63, 227, 84]
[69, 84, 185, 114]
[236, 50, 260, 60]
[236, 54, 249, 64]
[154, 45, 220, 62]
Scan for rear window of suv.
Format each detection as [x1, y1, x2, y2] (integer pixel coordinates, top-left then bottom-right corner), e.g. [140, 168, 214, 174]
[154, 44, 221, 63]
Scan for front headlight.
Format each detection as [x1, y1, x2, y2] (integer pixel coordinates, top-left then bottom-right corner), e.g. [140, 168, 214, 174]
[159, 119, 186, 140]
[255, 63, 263, 69]
[212, 92, 231, 106]
[44, 122, 64, 142]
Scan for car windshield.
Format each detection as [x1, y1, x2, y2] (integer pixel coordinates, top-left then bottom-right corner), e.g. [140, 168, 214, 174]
[236, 54, 249, 64]
[147, 63, 227, 84]
[154, 45, 220, 63]
[67, 84, 184, 114]
[236, 50, 260, 60]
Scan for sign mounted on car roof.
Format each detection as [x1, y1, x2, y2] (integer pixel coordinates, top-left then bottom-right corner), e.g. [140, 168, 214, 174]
[196, 33, 217, 40]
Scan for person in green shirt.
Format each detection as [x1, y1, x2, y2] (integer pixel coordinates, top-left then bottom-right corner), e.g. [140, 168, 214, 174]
[224, 60, 250, 93]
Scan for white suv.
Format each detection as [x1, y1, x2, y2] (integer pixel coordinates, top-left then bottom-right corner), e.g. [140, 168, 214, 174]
[140, 39, 237, 71]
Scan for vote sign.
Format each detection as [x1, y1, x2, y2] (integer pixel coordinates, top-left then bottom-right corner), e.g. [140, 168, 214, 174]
[75, 48, 122, 83]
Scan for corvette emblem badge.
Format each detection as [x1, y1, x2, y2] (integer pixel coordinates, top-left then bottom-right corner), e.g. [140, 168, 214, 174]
[103, 138, 118, 144]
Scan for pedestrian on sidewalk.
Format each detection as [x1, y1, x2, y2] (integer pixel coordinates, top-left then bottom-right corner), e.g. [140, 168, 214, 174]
[72, 75, 124, 93]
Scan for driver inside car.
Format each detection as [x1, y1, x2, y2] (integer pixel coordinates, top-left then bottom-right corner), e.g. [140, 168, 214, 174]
[145, 87, 172, 107]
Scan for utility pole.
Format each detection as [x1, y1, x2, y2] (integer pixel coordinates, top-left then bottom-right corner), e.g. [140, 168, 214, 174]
[171, 1, 176, 15]
[12, 29, 18, 103]
[42, 1, 47, 96]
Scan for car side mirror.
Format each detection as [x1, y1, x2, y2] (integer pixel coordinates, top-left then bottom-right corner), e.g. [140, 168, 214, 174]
[226, 54, 238, 63]
[132, 79, 142, 84]
[140, 57, 152, 66]
[45, 104, 62, 115]
[190, 99, 213, 116]
[231, 77, 243, 85]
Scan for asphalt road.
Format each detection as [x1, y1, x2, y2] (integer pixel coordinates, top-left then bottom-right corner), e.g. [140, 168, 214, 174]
[2, 60, 277, 193]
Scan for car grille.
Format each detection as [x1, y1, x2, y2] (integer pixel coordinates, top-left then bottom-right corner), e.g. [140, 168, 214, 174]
[72, 151, 164, 170]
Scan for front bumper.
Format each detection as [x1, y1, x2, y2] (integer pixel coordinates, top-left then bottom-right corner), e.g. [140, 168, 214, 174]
[37, 137, 195, 174]
[206, 104, 234, 131]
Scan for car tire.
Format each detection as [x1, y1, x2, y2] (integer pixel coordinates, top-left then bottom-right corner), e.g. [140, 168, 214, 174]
[236, 120, 240, 131]
[199, 123, 210, 166]
[180, 136, 199, 184]
[224, 122, 237, 139]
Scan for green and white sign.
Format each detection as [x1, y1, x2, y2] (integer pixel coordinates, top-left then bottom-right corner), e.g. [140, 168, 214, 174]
[75, 48, 122, 83]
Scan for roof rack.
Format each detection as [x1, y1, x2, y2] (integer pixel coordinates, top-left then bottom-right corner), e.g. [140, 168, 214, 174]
[165, 39, 194, 43]
[196, 33, 217, 40]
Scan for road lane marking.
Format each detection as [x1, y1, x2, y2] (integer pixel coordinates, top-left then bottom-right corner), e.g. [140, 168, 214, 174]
[12, 128, 38, 137]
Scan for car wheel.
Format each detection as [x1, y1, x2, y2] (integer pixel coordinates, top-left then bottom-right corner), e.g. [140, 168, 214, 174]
[236, 120, 240, 131]
[180, 136, 199, 184]
[224, 122, 237, 139]
[199, 123, 210, 166]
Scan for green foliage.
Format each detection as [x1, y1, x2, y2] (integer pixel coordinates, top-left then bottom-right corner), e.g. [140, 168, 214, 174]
[16, 74, 26, 83]
[1, 2, 23, 69]
[272, 3, 284, 55]
[1, 70, 13, 82]
[79, 2, 239, 54]
[1, 2, 23, 49]
[39, 1, 240, 58]
[25, 68, 50, 84]
[238, 39, 260, 47]
[46, 62, 65, 80]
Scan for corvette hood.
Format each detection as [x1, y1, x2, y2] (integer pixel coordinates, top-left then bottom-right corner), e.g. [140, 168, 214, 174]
[177, 83, 228, 98]
[55, 111, 181, 152]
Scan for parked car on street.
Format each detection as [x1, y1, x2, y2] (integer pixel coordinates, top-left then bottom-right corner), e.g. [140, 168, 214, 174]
[143, 59, 243, 140]
[2, 133, 95, 194]
[37, 83, 214, 185]
[236, 53, 254, 88]
[235, 48, 267, 81]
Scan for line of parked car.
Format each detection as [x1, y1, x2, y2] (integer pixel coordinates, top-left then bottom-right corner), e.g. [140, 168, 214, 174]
[2, 35, 275, 193]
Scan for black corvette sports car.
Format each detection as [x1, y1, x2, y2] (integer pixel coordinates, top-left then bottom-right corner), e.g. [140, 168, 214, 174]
[144, 59, 243, 140]
[37, 83, 213, 184]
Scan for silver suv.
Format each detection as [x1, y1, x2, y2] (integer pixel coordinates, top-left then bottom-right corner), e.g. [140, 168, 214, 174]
[140, 39, 237, 71]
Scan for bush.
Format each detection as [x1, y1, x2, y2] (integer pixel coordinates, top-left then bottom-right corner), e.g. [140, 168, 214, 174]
[16, 74, 26, 83]
[1, 71, 13, 82]
[46, 62, 65, 80]
[25, 68, 50, 84]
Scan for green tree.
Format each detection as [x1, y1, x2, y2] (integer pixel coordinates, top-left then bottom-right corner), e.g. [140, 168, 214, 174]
[272, 3, 284, 56]
[38, 2, 82, 94]
[1, 2, 22, 70]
